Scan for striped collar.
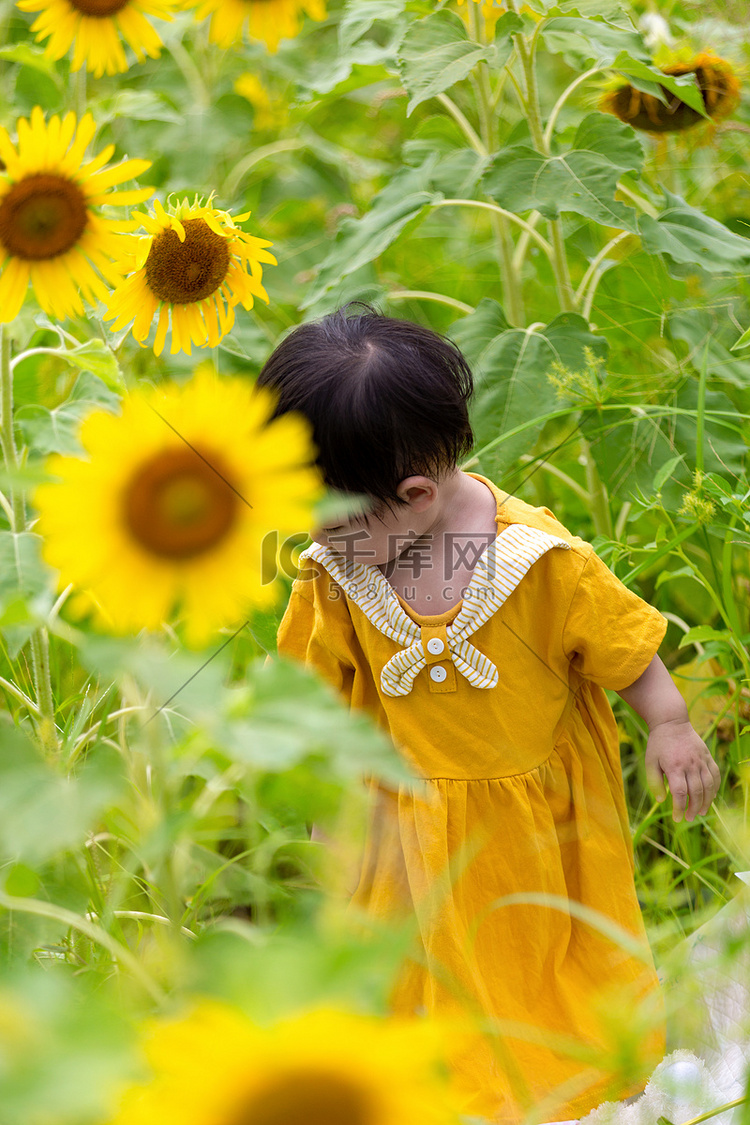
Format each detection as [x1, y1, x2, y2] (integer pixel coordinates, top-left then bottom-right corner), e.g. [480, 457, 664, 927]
[300, 524, 570, 697]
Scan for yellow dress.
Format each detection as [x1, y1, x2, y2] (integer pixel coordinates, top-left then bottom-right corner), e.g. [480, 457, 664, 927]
[277, 477, 667, 1123]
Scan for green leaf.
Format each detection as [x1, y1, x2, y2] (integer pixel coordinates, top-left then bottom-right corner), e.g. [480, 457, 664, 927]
[546, 0, 631, 19]
[17, 373, 120, 456]
[0, 722, 124, 867]
[0, 42, 61, 79]
[398, 12, 494, 115]
[0, 532, 50, 613]
[679, 626, 732, 648]
[568, 112, 644, 171]
[653, 454, 686, 492]
[58, 340, 124, 393]
[582, 379, 746, 505]
[94, 89, 184, 125]
[639, 190, 750, 275]
[216, 659, 410, 786]
[301, 162, 439, 308]
[609, 52, 709, 117]
[338, 0, 409, 51]
[482, 115, 644, 230]
[451, 303, 608, 471]
[731, 325, 750, 352]
[541, 16, 648, 67]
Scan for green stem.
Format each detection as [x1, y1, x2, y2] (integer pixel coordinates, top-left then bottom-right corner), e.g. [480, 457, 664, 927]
[30, 629, 59, 755]
[74, 66, 87, 121]
[469, 1, 524, 325]
[679, 1097, 748, 1125]
[0, 327, 25, 532]
[695, 338, 710, 477]
[387, 290, 475, 315]
[507, 4, 575, 312]
[581, 436, 613, 538]
[435, 94, 486, 156]
[1, 328, 58, 753]
[0, 891, 167, 1004]
[431, 200, 553, 258]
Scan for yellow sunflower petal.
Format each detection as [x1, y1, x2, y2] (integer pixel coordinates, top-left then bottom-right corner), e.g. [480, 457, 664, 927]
[33, 370, 322, 645]
[103, 196, 275, 356]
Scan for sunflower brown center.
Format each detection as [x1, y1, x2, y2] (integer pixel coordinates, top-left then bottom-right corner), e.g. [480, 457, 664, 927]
[145, 218, 231, 305]
[0, 174, 88, 261]
[69, 0, 131, 15]
[123, 446, 239, 560]
[226, 1070, 377, 1125]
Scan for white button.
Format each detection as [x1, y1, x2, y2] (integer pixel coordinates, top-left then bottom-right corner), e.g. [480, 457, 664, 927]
[426, 638, 445, 655]
[430, 665, 447, 683]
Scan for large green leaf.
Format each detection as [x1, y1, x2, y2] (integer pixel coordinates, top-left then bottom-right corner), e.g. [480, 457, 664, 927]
[582, 379, 747, 505]
[17, 373, 120, 457]
[482, 115, 643, 230]
[668, 309, 750, 415]
[301, 161, 439, 308]
[541, 16, 647, 66]
[450, 301, 608, 473]
[0, 532, 50, 614]
[0, 723, 123, 868]
[338, 0, 409, 51]
[639, 191, 750, 276]
[608, 52, 709, 117]
[216, 659, 409, 786]
[397, 12, 495, 115]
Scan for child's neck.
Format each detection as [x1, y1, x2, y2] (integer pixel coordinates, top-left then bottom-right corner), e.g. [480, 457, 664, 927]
[379, 472, 499, 615]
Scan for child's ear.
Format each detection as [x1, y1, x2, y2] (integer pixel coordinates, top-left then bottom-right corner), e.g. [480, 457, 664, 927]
[396, 476, 438, 512]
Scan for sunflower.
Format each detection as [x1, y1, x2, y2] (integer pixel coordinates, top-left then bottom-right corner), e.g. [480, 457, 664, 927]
[16, 0, 178, 78]
[107, 1001, 463, 1125]
[600, 51, 741, 133]
[33, 367, 321, 645]
[0, 107, 151, 325]
[103, 197, 275, 357]
[187, 0, 326, 53]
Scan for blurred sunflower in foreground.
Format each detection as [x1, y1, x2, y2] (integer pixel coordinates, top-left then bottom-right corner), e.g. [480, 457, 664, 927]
[0, 107, 150, 324]
[15, 0, 178, 78]
[33, 368, 321, 645]
[104, 197, 275, 356]
[108, 1001, 463, 1125]
[600, 50, 741, 133]
[187, 0, 326, 52]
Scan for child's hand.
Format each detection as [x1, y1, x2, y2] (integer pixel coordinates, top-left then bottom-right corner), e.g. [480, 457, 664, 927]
[644, 719, 721, 823]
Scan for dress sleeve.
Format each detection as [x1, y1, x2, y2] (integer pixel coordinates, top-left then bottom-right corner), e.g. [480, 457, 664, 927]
[562, 549, 667, 691]
[277, 580, 356, 703]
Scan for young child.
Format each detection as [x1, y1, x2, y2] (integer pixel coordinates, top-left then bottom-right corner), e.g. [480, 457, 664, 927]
[259, 306, 721, 1124]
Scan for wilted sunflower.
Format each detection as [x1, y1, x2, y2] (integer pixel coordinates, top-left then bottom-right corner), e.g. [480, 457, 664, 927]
[107, 1001, 463, 1125]
[600, 51, 741, 133]
[0, 107, 151, 324]
[103, 197, 275, 356]
[33, 368, 321, 645]
[16, 0, 178, 78]
[187, 0, 326, 52]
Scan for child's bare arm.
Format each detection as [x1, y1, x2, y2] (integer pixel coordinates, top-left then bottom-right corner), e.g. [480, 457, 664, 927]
[616, 655, 721, 823]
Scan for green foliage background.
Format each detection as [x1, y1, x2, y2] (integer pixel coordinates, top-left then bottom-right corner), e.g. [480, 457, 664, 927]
[0, 0, 748, 1120]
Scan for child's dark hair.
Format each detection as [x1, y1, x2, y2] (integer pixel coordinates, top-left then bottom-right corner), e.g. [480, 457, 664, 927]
[256, 304, 474, 504]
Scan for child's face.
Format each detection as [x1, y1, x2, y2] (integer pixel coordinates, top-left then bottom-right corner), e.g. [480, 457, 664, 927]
[311, 477, 438, 567]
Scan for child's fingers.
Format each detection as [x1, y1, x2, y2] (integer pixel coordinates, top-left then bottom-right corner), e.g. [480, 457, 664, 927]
[645, 759, 667, 804]
[684, 768, 705, 822]
[699, 760, 721, 815]
[665, 768, 690, 822]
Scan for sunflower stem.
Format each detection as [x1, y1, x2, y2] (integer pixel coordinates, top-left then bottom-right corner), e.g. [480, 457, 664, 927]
[73, 66, 87, 122]
[30, 629, 59, 756]
[469, 1, 524, 325]
[0, 326, 25, 532]
[1, 329, 59, 754]
[508, 5, 576, 313]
